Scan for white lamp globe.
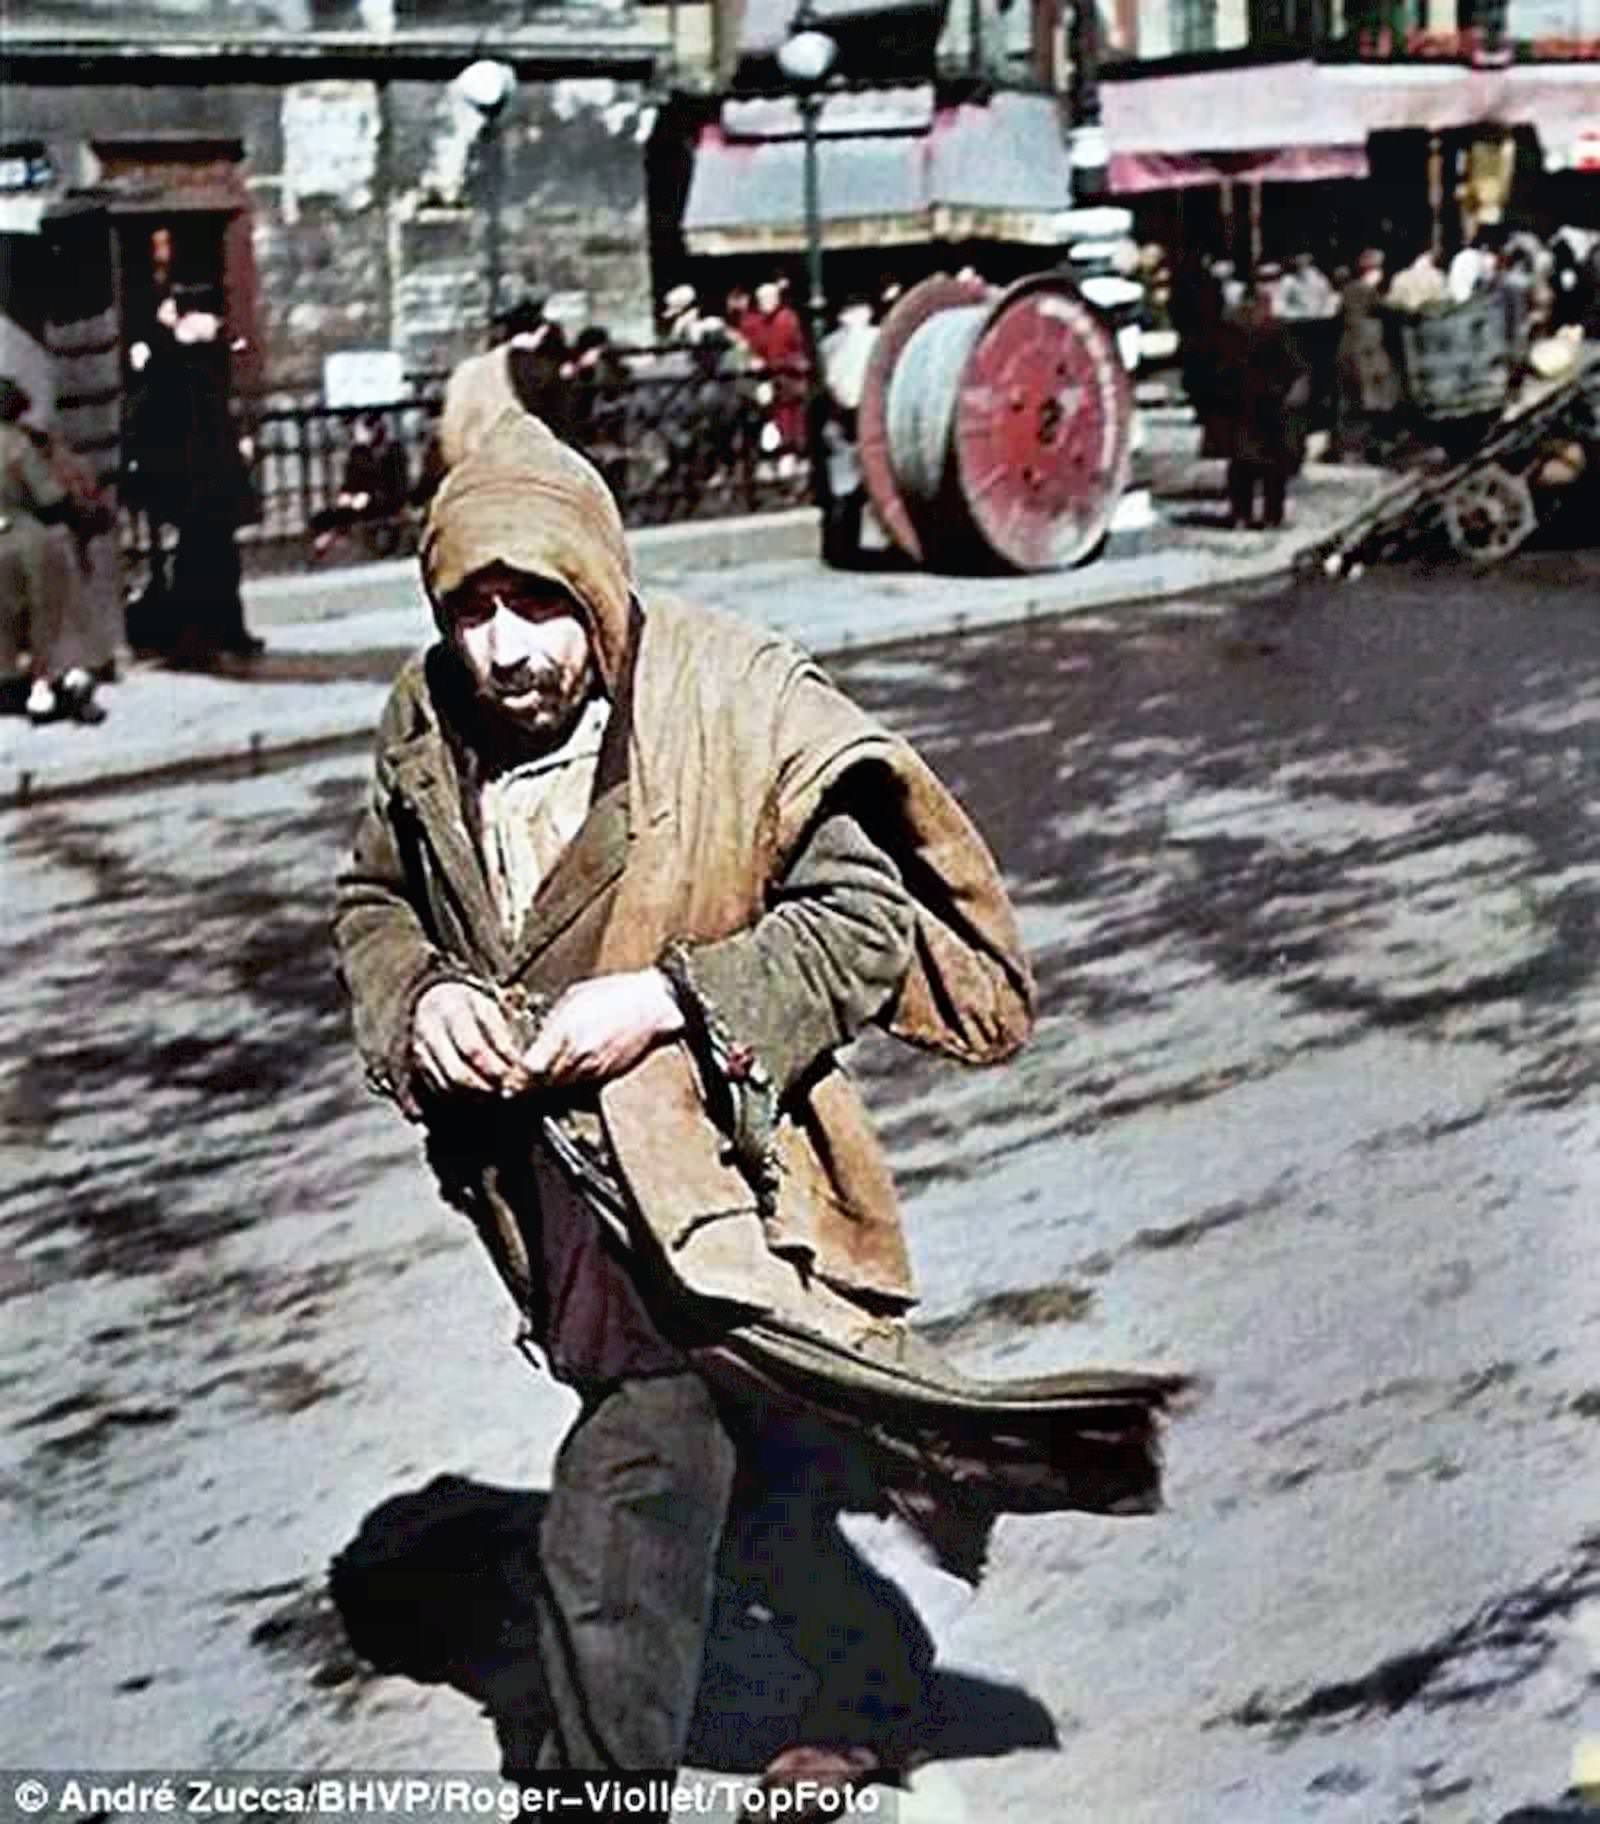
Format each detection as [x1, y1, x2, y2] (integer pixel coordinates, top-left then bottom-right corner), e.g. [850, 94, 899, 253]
[458, 59, 517, 117]
[777, 27, 839, 86]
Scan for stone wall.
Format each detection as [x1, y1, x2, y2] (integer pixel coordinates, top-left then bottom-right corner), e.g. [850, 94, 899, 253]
[2, 71, 657, 396]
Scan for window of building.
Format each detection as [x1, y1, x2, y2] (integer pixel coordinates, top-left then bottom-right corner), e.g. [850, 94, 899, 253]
[1249, 0, 1330, 45]
[1169, 0, 1217, 49]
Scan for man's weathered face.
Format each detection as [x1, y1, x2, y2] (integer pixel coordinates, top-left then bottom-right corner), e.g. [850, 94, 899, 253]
[441, 563, 594, 743]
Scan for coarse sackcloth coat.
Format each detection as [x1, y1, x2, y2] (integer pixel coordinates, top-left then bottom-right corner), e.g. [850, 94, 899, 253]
[334, 412, 1185, 1575]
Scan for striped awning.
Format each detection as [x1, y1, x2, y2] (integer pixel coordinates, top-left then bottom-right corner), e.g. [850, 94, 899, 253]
[683, 89, 1078, 254]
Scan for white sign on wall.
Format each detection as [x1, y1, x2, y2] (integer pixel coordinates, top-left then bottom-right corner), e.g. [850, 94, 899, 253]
[323, 349, 406, 409]
[282, 81, 381, 220]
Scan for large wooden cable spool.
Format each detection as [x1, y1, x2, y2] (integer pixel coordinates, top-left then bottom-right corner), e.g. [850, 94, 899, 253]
[858, 272, 1134, 573]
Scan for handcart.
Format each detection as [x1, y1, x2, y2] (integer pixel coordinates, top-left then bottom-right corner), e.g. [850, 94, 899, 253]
[1307, 289, 1600, 574]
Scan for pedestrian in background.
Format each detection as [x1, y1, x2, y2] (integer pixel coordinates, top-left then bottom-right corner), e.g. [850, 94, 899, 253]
[1387, 246, 1447, 313]
[722, 285, 752, 348]
[123, 293, 185, 645]
[1276, 250, 1338, 323]
[1168, 250, 1231, 457]
[498, 297, 573, 435]
[156, 292, 263, 665]
[660, 283, 700, 346]
[1275, 251, 1341, 444]
[1447, 234, 1501, 304]
[563, 325, 632, 499]
[739, 279, 811, 474]
[311, 414, 412, 561]
[0, 378, 107, 724]
[438, 295, 576, 472]
[1210, 257, 1246, 318]
[32, 419, 120, 685]
[1549, 226, 1599, 334]
[1334, 248, 1401, 464]
[1217, 268, 1310, 531]
[818, 295, 878, 567]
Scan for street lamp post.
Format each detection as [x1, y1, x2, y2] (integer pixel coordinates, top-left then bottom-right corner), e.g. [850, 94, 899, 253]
[1066, 0, 1107, 205]
[777, 8, 838, 357]
[799, 86, 826, 352]
[458, 58, 518, 339]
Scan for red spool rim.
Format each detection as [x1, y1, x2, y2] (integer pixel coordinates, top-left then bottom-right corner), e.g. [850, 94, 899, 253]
[951, 274, 1135, 573]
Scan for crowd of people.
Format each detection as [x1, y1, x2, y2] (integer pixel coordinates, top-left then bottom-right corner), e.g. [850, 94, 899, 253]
[1, 259, 896, 728]
[14, 219, 1591, 724]
[405, 280, 841, 534]
[424, 277, 891, 561]
[1162, 220, 1600, 529]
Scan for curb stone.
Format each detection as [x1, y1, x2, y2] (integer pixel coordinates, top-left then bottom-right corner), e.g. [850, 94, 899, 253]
[0, 469, 1390, 810]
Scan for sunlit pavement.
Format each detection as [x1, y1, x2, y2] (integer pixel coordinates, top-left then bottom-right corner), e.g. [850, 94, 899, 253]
[6, 549, 1600, 1818]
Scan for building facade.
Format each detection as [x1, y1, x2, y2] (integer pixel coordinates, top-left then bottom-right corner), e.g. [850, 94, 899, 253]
[1092, 0, 1600, 263]
[0, 0, 719, 394]
[664, 0, 1100, 309]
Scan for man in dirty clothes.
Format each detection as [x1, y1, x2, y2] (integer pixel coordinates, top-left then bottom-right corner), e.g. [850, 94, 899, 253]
[332, 407, 1181, 1808]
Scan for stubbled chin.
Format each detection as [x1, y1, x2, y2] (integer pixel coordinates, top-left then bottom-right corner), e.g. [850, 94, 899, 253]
[482, 684, 586, 748]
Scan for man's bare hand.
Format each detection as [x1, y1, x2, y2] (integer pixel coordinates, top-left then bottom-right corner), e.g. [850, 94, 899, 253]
[516, 970, 685, 1089]
[412, 982, 524, 1096]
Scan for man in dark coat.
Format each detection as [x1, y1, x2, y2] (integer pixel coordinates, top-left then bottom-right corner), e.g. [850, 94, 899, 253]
[1215, 270, 1311, 530]
[130, 292, 262, 663]
[1167, 251, 1232, 458]
[332, 405, 1181, 1808]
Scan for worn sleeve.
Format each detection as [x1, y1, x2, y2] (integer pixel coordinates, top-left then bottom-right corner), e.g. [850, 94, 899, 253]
[332, 769, 485, 1115]
[661, 807, 915, 1108]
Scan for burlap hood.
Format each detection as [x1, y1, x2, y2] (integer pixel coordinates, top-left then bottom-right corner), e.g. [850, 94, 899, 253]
[421, 409, 635, 689]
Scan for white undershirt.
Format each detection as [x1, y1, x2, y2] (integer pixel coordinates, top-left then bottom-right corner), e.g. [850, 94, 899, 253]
[476, 695, 611, 938]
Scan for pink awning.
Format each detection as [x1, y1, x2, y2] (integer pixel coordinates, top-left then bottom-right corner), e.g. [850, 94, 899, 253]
[1101, 59, 1600, 190]
[1109, 144, 1371, 193]
[683, 92, 1080, 254]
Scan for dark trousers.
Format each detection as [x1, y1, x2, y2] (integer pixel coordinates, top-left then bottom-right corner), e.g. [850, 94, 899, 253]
[1227, 460, 1288, 529]
[534, 1373, 737, 1776]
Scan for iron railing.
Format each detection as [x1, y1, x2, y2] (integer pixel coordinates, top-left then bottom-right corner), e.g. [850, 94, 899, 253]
[228, 348, 814, 565]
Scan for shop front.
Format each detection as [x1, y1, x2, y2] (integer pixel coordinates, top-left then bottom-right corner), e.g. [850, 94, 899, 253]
[679, 86, 1083, 304]
[1100, 57, 1600, 264]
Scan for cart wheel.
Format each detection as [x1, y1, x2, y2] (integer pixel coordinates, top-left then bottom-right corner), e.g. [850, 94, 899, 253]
[1442, 464, 1538, 567]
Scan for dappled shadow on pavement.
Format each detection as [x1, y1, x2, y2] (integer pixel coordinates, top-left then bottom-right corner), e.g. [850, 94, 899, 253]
[832, 562, 1600, 1200]
[0, 762, 384, 1300]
